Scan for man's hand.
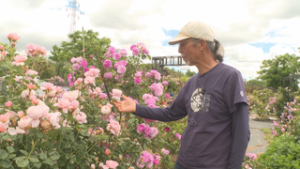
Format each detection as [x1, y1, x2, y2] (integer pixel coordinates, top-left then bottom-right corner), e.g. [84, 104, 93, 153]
[112, 95, 136, 113]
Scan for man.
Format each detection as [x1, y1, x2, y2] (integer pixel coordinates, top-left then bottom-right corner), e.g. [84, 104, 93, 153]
[113, 21, 250, 169]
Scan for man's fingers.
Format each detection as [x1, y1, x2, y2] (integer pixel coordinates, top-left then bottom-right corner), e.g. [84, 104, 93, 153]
[122, 95, 133, 101]
[122, 95, 128, 101]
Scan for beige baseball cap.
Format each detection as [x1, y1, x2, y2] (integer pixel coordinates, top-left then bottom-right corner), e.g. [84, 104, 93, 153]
[168, 21, 215, 45]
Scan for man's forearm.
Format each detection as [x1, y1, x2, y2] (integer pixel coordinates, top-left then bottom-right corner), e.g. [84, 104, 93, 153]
[134, 103, 187, 122]
[228, 103, 250, 169]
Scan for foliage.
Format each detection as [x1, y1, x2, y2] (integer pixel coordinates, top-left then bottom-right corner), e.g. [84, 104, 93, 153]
[0, 33, 186, 168]
[180, 76, 190, 83]
[185, 69, 196, 77]
[49, 29, 111, 63]
[28, 57, 56, 80]
[256, 135, 300, 168]
[247, 88, 277, 119]
[245, 79, 266, 93]
[257, 53, 300, 90]
[52, 60, 73, 81]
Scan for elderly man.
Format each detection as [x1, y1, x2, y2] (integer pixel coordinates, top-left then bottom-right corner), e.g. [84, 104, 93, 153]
[113, 21, 250, 169]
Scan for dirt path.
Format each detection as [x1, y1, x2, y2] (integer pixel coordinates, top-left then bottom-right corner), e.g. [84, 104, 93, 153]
[246, 119, 273, 154]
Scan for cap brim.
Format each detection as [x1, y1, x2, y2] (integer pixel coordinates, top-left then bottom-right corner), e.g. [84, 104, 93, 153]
[168, 34, 191, 45]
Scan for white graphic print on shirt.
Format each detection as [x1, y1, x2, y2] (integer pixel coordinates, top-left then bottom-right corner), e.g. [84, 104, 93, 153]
[190, 88, 210, 113]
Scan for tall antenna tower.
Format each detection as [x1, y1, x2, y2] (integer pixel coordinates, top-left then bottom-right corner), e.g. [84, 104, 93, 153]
[66, 0, 85, 34]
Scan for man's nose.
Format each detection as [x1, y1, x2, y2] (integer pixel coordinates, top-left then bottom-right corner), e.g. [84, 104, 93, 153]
[178, 46, 182, 54]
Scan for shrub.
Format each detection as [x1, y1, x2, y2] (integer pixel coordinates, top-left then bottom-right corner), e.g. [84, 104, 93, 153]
[256, 135, 300, 168]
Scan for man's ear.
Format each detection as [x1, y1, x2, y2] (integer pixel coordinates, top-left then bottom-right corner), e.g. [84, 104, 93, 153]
[197, 39, 206, 50]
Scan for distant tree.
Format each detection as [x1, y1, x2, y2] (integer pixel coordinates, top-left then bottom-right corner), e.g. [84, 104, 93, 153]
[257, 53, 300, 90]
[49, 29, 111, 62]
[246, 79, 266, 86]
[185, 69, 196, 77]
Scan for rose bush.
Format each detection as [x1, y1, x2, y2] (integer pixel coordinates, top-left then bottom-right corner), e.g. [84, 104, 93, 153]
[0, 33, 186, 168]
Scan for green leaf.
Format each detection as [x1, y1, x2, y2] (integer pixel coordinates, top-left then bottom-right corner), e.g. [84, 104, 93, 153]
[0, 159, 12, 168]
[0, 150, 9, 160]
[0, 63, 10, 69]
[128, 118, 136, 124]
[37, 131, 44, 138]
[44, 158, 54, 166]
[1, 135, 11, 140]
[8, 154, 16, 159]
[49, 151, 60, 161]
[39, 152, 47, 160]
[29, 155, 40, 163]
[15, 156, 29, 168]
[6, 146, 14, 154]
[19, 149, 28, 156]
[34, 162, 42, 168]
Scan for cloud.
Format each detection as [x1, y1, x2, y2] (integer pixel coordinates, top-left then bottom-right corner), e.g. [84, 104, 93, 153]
[247, 0, 300, 21]
[10, 0, 47, 10]
[0, 24, 67, 55]
[89, 0, 164, 30]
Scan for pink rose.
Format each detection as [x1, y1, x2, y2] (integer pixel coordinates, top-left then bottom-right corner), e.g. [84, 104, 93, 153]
[62, 90, 79, 101]
[112, 89, 122, 100]
[114, 53, 121, 60]
[149, 127, 159, 139]
[81, 60, 87, 68]
[117, 65, 126, 74]
[54, 98, 71, 113]
[104, 72, 113, 79]
[162, 148, 170, 155]
[18, 111, 24, 118]
[105, 160, 119, 169]
[74, 112, 87, 124]
[0, 123, 6, 133]
[162, 81, 168, 85]
[5, 101, 13, 108]
[12, 55, 27, 66]
[165, 93, 170, 99]
[27, 104, 50, 128]
[134, 77, 141, 84]
[41, 83, 55, 90]
[18, 116, 32, 129]
[106, 119, 121, 136]
[175, 133, 181, 140]
[142, 48, 149, 55]
[103, 60, 112, 69]
[7, 33, 20, 42]
[47, 112, 61, 128]
[246, 153, 257, 160]
[137, 123, 146, 133]
[132, 47, 139, 56]
[130, 44, 136, 51]
[0, 114, 10, 123]
[72, 63, 81, 71]
[144, 126, 152, 135]
[119, 49, 127, 56]
[108, 46, 116, 54]
[70, 100, 79, 109]
[84, 76, 95, 85]
[26, 69, 38, 76]
[101, 106, 111, 114]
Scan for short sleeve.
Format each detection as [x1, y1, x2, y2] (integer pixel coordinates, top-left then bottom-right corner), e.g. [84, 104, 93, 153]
[223, 71, 248, 113]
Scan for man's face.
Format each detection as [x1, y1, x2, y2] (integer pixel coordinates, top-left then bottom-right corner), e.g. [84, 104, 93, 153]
[177, 38, 200, 66]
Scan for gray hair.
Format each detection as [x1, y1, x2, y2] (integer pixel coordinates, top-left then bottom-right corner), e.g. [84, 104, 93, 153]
[192, 38, 224, 62]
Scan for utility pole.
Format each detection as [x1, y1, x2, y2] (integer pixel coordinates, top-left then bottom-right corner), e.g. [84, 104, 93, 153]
[66, 0, 84, 34]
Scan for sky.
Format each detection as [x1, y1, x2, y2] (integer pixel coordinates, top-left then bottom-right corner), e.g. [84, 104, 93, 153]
[1, 0, 300, 80]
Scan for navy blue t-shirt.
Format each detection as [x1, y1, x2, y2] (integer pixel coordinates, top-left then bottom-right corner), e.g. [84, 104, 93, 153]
[135, 63, 248, 168]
